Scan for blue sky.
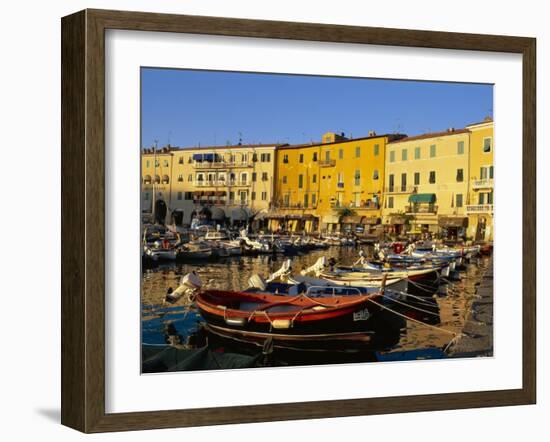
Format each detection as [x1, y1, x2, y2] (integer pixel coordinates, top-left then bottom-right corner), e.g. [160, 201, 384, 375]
[141, 68, 493, 149]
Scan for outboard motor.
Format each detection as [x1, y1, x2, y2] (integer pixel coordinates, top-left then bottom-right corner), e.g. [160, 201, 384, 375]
[248, 274, 267, 291]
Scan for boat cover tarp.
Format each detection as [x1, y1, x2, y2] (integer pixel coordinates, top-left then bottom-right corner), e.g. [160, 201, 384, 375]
[409, 193, 436, 203]
[142, 345, 262, 372]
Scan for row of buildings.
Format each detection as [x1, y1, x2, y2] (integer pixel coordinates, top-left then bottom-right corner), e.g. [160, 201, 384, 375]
[141, 118, 494, 241]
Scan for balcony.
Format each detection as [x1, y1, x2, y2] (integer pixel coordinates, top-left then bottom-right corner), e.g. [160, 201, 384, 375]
[405, 204, 438, 214]
[193, 161, 252, 169]
[471, 178, 494, 190]
[319, 159, 336, 167]
[466, 204, 493, 214]
[384, 185, 417, 194]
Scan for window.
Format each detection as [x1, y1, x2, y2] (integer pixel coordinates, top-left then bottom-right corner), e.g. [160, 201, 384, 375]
[144, 192, 149, 200]
[298, 174, 303, 188]
[429, 171, 436, 183]
[177, 191, 182, 200]
[374, 144, 380, 156]
[389, 151, 395, 162]
[283, 154, 289, 163]
[325, 150, 331, 162]
[355, 146, 361, 158]
[414, 146, 421, 159]
[489, 166, 494, 179]
[178, 157, 184, 164]
[401, 149, 408, 161]
[185, 192, 193, 200]
[241, 153, 248, 163]
[479, 193, 485, 204]
[414, 172, 420, 186]
[313, 152, 318, 161]
[389, 174, 394, 192]
[339, 149, 344, 160]
[252, 172, 257, 182]
[388, 196, 394, 209]
[163, 160, 169, 167]
[262, 172, 268, 181]
[457, 141, 465, 155]
[146, 160, 150, 167]
[251, 192, 256, 201]
[373, 169, 379, 180]
[282, 176, 287, 184]
[337, 172, 344, 188]
[401, 173, 407, 191]
[252, 153, 258, 162]
[261, 153, 271, 162]
[479, 191, 493, 205]
[178, 174, 183, 182]
[354, 170, 361, 186]
[483, 137, 492, 153]
[261, 192, 267, 201]
[456, 194, 463, 208]
[456, 168, 464, 182]
[240, 172, 248, 184]
[312, 174, 317, 184]
[304, 194, 309, 208]
[229, 191, 235, 201]
[283, 194, 290, 206]
[299, 153, 304, 163]
[155, 160, 159, 167]
[239, 191, 247, 203]
[487, 191, 493, 204]
[312, 193, 317, 205]
[430, 144, 436, 158]
[188, 174, 193, 182]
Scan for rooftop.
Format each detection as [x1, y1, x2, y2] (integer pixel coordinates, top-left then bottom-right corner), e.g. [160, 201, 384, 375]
[388, 128, 470, 144]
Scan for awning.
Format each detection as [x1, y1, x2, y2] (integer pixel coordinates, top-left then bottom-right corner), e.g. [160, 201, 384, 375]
[192, 153, 219, 162]
[409, 193, 436, 203]
[361, 217, 380, 225]
[210, 207, 226, 221]
[215, 191, 227, 196]
[341, 216, 363, 224]
[438, 216, 468, 228]
[385, 215, 407, 225]
[231, 208, 249, 221]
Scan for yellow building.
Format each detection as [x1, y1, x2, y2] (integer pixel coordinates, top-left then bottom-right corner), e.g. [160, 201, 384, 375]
[141, 147, 174, 224]
[270, 131, 404, 233]
[141, 143, 279, 227]
[382, 129, 471, 238]
[466, 118, 494, 241]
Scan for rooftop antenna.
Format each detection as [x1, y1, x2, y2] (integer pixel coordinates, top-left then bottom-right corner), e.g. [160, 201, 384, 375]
[238, 131, 243, 146]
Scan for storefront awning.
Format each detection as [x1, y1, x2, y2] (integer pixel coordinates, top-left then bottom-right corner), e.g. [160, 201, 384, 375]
[438, 216, 468, 227]
[361, 216, 381, 225]
[231, 208, 249, 221]
[210, 207, 226, 221]
[409, 193, 436, 203]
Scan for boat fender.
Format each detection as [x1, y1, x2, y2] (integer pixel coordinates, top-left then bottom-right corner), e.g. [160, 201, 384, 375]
[225, 317, 246, 327]
[271, 319, 292, 329]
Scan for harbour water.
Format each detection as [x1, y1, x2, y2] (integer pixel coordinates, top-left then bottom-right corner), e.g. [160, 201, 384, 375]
[141, 246, 493, 370]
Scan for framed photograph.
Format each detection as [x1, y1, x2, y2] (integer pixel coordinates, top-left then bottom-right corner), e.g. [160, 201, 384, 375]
[61, 9, 536, 433]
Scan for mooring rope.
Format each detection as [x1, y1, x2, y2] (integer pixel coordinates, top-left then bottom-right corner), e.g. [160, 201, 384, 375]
[381, 294, 440, 317]
[367, 296, 458, 337]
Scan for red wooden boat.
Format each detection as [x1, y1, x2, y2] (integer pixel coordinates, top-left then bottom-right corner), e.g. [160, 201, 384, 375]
[195, 289, 384, 347]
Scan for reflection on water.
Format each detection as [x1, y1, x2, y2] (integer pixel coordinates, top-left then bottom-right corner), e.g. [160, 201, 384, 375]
[141, 247, 492, 369]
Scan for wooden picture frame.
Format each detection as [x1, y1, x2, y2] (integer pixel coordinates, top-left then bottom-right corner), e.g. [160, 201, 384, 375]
[61, 9, 536, 433]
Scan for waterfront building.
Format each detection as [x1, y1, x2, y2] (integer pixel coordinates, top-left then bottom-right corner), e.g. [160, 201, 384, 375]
[466, 118, 494, 241]
[382, 129, 471, 239]
[270, 131, 405, 234]
[141, 147, 174, 225]
[141, 144, 280, 227]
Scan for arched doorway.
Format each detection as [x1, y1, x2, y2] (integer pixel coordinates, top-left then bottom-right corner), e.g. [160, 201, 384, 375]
[475, 217, 487, 242]
[154, 199, 167, 224]
[171, 209, 184, 226]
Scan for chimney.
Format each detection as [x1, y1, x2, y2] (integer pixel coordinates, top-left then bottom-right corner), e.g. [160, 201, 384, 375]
[368, 130, 376, 137]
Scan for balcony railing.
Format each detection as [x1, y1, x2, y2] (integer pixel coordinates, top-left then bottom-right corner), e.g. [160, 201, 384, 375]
[319, 159, 336, 167]
[405, 204, 438, 214]
[466, 204, 493, 214]
[193, 161, 252, 169]
[195, 180, 250, 187]
[471, 178, 494, 190]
